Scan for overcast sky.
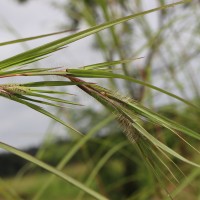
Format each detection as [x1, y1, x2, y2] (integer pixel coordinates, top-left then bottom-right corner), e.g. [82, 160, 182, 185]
[0, 0, 105, 149]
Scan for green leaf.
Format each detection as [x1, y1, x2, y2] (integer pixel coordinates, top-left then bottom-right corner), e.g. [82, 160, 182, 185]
[22, 81, 88, 87]
[66, 69, 200, 110]
[0, 142, 108, 200]
[82, 58, 142, 70]
[107, 94, 200, 140]
[4, 95, 82, 136]
[132, 122, 200, 168]
[33, 115, 115, 200]
[26, 91, 81, 106]
[0, 1, 185, 70]
[0, 30, 75, 46]
[13, 94, 66, 108]
[0, 68, 54, 77]
[29, 89, 73, 95]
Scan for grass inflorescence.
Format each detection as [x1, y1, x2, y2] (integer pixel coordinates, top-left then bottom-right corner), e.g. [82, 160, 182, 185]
[0, 1, 199, 199]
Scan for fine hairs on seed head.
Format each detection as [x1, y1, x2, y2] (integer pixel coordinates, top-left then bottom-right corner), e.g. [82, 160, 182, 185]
[115, 112, 140, 143]
[97, 89, 141, 143]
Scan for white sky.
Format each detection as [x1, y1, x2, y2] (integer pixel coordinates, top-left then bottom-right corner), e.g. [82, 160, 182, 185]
[0, 0, 103, 149]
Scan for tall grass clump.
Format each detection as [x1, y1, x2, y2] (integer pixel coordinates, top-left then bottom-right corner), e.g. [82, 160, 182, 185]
[0, 1, 199, 199]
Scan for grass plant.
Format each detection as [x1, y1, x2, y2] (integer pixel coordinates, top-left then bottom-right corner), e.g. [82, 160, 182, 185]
[1, 1, 199, 199]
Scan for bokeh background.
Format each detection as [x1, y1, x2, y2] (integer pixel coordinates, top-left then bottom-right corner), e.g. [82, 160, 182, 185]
[0, 1, 200, 200]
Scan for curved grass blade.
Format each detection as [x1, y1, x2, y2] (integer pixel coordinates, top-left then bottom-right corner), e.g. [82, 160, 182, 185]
[0, 68, 55, 77]
[112, 96, 200, 140]
[0, 30, 75, 46]
[0, 142, 108, 200]
[82, 58, 142, 70]
[13, 94, 66, 109]
[132, 122, 200, 168]
[18, 67, 198, 111]
[136, 141, 173, 200]
[26, 92, 81, 106]
[66, 69, 199, 110]
[1, 94, 82, 136]
[77, 141, 127, 199]
[0, 1, 185, 70]
[29, 89, 73, 95]
[22, 81, 88, 87]
[33, 115, 115, 200]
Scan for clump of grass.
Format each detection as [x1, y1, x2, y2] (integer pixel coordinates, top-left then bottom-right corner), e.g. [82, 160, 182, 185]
[0, 1, 199, 199]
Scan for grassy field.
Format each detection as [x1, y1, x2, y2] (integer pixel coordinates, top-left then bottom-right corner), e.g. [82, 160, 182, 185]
[1, 159, 200, 200]
[2, 164, 91, 200]
[1, 127, 200, 200]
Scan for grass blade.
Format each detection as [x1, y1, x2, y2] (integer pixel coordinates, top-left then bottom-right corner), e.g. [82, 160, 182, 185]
[0, 1, 185, 70]
[0, 142, 108, 200]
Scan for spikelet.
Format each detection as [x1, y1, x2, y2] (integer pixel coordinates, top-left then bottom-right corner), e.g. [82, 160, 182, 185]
[1, 84, 29, 95]
[64, 75, 142, 143]
[116, 113, 140, 143]
[0, 84, 30, 100]
[91, 85, 141, 143]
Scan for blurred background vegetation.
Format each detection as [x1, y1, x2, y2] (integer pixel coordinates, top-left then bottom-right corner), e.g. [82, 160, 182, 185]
[0, 0, 200, 199]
